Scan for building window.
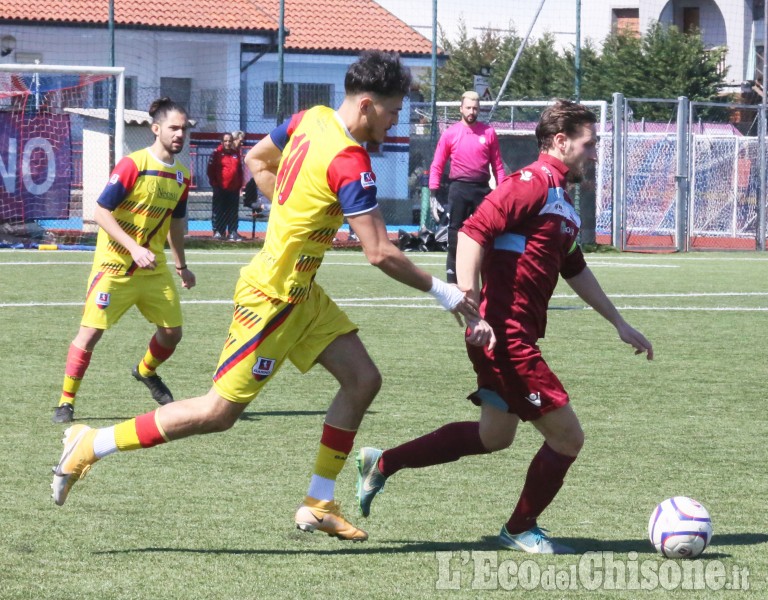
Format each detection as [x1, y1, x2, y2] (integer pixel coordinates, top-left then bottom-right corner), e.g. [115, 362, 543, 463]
[124, 76, 137, 110]
[612, 8, 639, 36]
[683, 7, 700, 34]
[298, 83, 332, 111]
[263, 82, 295, 118]
[264, 82, 332, 117]
[160, 77, 192, 111]
[755, 0, 765, 21]
[757, 45, 765, 85]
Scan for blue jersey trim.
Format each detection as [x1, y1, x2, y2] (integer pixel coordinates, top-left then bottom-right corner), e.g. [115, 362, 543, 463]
[338, 179, 377, 216]
[96, 182, 128, 210]
[270, 119, 292, 152]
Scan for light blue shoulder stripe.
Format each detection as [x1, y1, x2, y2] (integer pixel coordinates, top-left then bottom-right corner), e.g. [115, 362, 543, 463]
[493, 232, 526, 253]
[539, 187, 581, 227]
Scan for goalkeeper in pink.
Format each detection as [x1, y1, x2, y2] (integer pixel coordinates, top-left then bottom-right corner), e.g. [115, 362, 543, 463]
[357, 100, 653, 554]
[428, 90, 505, 283]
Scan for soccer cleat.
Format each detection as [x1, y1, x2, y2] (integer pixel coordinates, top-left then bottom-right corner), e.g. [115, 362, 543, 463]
[51, 425, 98, 506]
[498, 525, 575, 554]
[355, 447, 387, 517]
[52, 403, 75, 424]
[294, 497, 368, 541]
[132, 366, 174, 406]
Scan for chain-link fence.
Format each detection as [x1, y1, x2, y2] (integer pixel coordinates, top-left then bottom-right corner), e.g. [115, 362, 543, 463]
[612, 94, 767, 251]
[2, 74, 766, 250]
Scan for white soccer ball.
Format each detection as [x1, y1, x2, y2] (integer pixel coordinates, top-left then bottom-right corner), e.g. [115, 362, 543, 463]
[648, 497, 713, 558]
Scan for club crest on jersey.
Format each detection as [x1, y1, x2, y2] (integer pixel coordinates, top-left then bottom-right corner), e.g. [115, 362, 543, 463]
[176, 170, 184, 186]
[95, 292, 110, 309]
[252, 356, 276, 380]
[109, 173, 120, 185]
[520, 170, 533, 182]
[360, 172, 376, 189]
[478, 135, 486, 145]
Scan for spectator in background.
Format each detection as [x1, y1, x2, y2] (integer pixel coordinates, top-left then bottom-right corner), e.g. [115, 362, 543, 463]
[207, 132, 244, 241]
[231, 130, 247, 238]
[232, 130, 245, 151]
[429, 90, 505, 283]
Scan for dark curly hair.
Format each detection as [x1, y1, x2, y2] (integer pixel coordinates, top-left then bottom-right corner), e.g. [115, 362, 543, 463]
[345, 50, 412, 98]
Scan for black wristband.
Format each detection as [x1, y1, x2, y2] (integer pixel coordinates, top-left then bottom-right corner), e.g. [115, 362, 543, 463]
[175, 264, 187, 270]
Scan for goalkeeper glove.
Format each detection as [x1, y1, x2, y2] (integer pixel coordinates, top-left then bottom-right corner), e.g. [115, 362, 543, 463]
[430, 195, 445, 223]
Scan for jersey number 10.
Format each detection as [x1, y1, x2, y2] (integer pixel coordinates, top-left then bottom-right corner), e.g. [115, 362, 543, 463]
[275, 133, 310, 205]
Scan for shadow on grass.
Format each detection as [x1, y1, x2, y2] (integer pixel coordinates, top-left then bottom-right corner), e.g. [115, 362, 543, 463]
[94, 538, 497, 557]
[93, 533, 765, 558]
[241, 410, 336, 421]
[63, 409, 372, 423]
[239, 410, 377, 421]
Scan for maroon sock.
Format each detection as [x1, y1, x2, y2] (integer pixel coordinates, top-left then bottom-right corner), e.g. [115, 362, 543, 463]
[505, 443, 577, 534]
[378, 421, 489, 477]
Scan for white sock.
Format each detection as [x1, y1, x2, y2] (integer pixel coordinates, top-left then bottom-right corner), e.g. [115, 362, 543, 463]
[306, 474, 335, 502]
[93, 426, 118, 458]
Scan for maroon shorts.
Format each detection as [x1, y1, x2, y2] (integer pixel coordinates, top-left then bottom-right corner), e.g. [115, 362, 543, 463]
[466, 337, 570, 422]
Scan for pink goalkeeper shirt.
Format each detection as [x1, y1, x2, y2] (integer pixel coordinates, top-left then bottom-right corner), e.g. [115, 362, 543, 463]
[429, 120, 505, 190]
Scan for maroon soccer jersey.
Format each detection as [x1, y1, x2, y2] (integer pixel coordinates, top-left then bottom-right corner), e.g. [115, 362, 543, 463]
[460, 153, 587, 342]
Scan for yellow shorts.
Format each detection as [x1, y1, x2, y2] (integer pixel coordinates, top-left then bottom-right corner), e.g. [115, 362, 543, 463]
[212, 278, 357, 403]
[80, 268, 182, 330]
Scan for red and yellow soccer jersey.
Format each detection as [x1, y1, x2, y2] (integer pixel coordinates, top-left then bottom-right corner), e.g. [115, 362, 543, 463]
[241, 106, 378, 303]
[93, 148, 190, 276]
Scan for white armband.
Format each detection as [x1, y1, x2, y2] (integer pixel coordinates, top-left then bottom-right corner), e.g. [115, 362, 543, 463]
[429, 276, 464, 311]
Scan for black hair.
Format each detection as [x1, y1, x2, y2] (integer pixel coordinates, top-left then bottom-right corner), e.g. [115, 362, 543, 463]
[148, 97, 187, 124]
[344, 50, 412, 98]
[536, 99, 597, 151]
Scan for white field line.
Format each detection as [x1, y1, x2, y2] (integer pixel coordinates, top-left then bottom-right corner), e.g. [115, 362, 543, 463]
[5, 248, 768, 261]
[0, 260, 682, 268]
[2, 291, 767, 312]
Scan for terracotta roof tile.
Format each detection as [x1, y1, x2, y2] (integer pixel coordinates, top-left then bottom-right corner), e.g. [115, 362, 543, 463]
[2, 0, 277, 32]
[1, 0, 432, 54]
[257, 0, 432, 54]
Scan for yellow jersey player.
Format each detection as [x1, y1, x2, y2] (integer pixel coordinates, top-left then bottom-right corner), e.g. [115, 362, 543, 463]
[52, 97, 196, 424]
[51, 52, 479, 542]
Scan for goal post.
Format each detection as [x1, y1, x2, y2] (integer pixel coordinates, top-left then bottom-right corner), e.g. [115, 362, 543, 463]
[0, 63, 124, 246]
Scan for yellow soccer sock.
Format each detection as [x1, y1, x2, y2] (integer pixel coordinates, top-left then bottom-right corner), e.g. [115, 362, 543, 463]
[306, 423, 356, 502]
[114, 410, 170, 452]
[137, 334, 175, 377]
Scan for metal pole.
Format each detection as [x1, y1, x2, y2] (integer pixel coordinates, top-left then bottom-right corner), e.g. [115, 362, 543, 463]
[430, 0, 438, 150]
[675, 96, 689, 252]
[760, 6, 768, 250]
[611, 92, 624, 249]
[115, 69, 125, 163]
[108, 0, 116, 169]
[572, 0, 583, 237]
[109, 0, 115, 67]
[276, 0, 285, 125]
[574, 0, 581, 102]
[488, 0, 547, 121]
[759, 104, 767, 250]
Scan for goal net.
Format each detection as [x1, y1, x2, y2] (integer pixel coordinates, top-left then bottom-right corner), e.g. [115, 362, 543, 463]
[0, 64, 124, 248]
